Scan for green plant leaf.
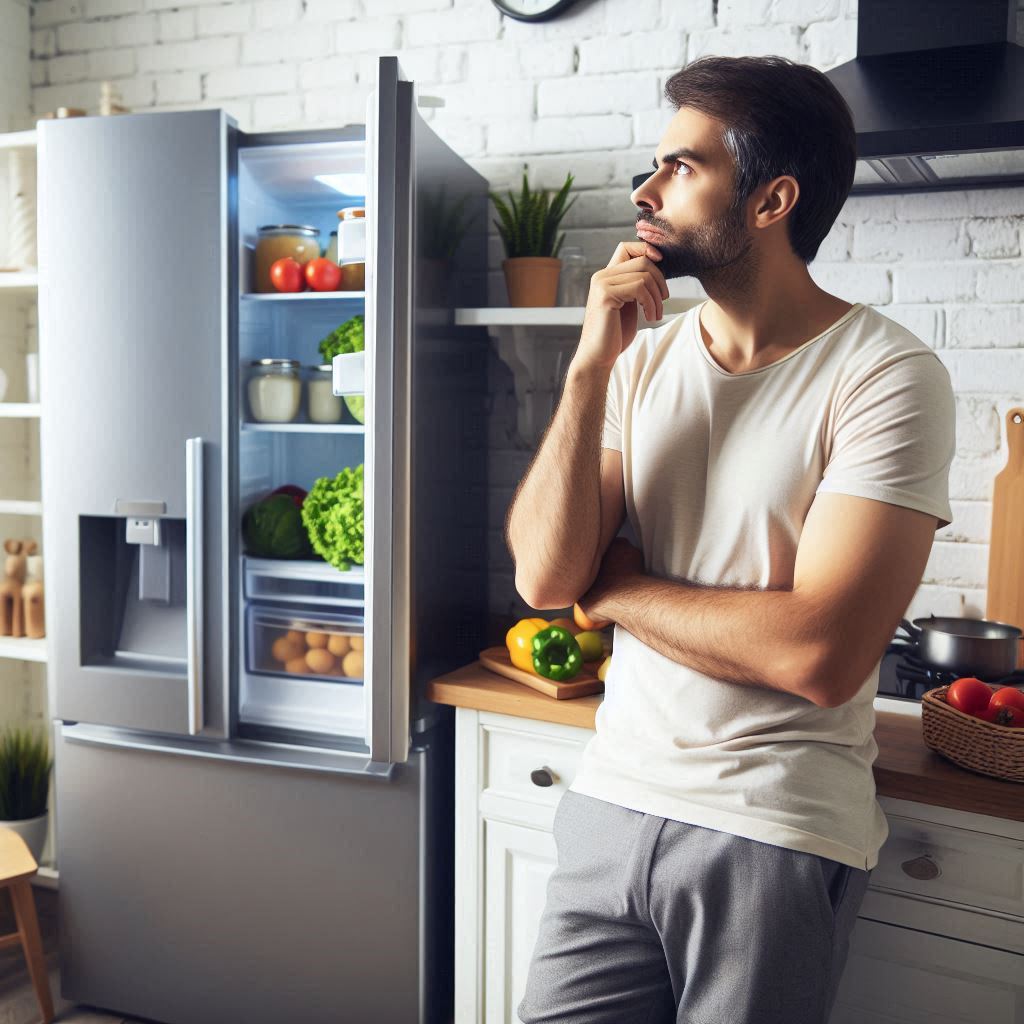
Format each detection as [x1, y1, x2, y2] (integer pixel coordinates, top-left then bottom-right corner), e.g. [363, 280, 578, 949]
[0, 727, 52, 821]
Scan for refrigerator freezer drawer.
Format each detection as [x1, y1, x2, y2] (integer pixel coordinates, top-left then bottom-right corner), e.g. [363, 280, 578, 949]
[243, 556, 365, 610]
[246, 603, 364, 684]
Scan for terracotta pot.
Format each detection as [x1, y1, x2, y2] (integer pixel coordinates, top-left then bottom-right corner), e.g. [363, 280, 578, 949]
[503, 257, 561, 308]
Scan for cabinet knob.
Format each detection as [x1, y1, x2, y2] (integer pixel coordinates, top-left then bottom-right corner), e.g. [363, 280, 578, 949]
[901, 854, 941, 881]
[530, 766, 555, 788]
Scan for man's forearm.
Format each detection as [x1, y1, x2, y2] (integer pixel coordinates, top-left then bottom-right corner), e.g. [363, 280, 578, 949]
[506, 358, 610, 609]
[595, 573, 836, 705]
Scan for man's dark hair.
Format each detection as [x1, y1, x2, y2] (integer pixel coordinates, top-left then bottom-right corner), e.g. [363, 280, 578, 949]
[664, 55, 856, 264]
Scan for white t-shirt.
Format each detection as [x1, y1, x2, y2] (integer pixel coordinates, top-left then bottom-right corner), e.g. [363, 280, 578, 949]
[569, 300, 956, 870]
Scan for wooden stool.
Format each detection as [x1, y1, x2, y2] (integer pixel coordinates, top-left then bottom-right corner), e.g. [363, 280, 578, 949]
[0, 828, 54, 1023]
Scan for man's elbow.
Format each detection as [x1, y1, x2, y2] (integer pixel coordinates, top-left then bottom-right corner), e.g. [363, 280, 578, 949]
[514, 570, 579, 613]
[795, 644, 857, 709]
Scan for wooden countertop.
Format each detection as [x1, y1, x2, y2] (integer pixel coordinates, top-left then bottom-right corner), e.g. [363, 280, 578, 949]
[427, 662, 1024, 824]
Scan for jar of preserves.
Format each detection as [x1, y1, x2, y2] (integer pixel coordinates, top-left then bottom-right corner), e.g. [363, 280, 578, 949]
[325, 230, 339, 266]
[248, 359, 301, 423]
[306, 364, 343, 424]
[255, 225, 320, 293]
[338, 207, 366, 291]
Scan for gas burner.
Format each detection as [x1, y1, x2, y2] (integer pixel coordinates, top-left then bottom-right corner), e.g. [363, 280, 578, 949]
[882, 639, 1024, 701]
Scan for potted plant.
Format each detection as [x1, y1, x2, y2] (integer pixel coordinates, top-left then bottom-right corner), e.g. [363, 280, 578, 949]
[490, 169, 576, 307]
[0, 726, 53, 863]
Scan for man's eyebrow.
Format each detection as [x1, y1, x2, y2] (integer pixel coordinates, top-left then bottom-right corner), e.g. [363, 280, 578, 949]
[652, 147, 710, 170]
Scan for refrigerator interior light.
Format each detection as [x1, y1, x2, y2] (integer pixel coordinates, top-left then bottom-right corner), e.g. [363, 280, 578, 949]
[315, 173, 368, 195]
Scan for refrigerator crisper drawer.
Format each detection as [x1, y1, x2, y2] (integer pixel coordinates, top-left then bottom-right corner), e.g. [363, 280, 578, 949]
[246, 605, 364, 684]
[243, 556, 365, 610]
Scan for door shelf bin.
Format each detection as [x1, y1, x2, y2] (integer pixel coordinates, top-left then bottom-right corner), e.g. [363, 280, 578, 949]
[243, 556, 365, 609]
[246, 605, 364, 685]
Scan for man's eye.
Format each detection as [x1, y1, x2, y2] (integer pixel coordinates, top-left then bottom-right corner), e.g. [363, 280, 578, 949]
[674, 161, 692, 176]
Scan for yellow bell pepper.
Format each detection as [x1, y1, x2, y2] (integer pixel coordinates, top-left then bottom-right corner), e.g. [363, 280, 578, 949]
[505, 617, 549, 674]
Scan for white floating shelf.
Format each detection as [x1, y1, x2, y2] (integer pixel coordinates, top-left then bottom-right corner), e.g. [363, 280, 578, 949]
[0, 272, 39, 294]
[0, 636, 47, 663]
[0, 129, 37, 151]
[241, 291, 365, 302]
[242, 421, 364, 434]
[0, 500, 43, 516]
[0, 403, 40, 418]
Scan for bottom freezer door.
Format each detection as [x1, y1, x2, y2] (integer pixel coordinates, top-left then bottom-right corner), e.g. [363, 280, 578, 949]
[55, 720, 454, 1024]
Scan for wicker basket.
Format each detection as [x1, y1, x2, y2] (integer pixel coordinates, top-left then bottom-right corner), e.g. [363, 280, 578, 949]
[921, 686, 1024, 783]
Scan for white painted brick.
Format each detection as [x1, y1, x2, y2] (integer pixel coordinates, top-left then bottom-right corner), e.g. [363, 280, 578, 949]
[893, 264, 977, 304]
[852, 220, 966, 261]
[252, 93, 302, 131]
[153, 69, 201, 104]
[466, 40, 574, 81]
[835, 193, 899, 225]
[975, 263, 1024, 302]
[47, 52, 89, 83]
[954, 395, 1003, 457]
[439, 80, 533, 120]
[948, 306, 1024, 349]
[205, 62, 296, 99]
[893, 190, 969, 221]
[32, 80, 96, 112]
[30, 62, 48, 86]
[31, 28, 56, 58]
[948, 451, 1003, 502]
[965, 188, 1024, 218]
[878, 304, 944, 348]
[538, 73, 657, 118]
[332, 18, 401, 54]
[115, 74, 155, 107]
[242, 26, 329, 65]
[966, 218, 1020, 258]
[304, 86, 370, 128]
[390, 48, 440, 83]
[579, 31, 687, 75]
[299, 56, 357, 91]
[718, 0, 773, 26]
[661, 0, 715, 30]
[937, 349, 1024, 395]
[87, 46, 135, 78]
[905, 585, 975, 620]
[31, 0, 83, 28]
[688, 24, 803, 62]
[937, 501, 990, 544]
[813, 224, 850, 262]
[56, 18, 114, 51]
[138, 36, 238, 73]
[771, 0, 840, 23]
[405, 5, 500, 47]
[502, 0, 605, 40]
[157, 9, 195, 42]
[437, 44, 465, 81]
[808, 263, 891, 304]
[922, 541, 987, 589]
[196, 3, 252, 36]
[563, 188, 634, 230]
[476, 153, 617, 192]
[489, 114, 631, 156]
[600, 0, 660, 30]
[145, 0, 212, 10]
[302, 0, 359, 19]
[112, 13, 156, 46]
[633, 108, 675, 148]
[84, 0, 140, 15]
[802, 17, 856, 67]
[252, 0, 301, 27]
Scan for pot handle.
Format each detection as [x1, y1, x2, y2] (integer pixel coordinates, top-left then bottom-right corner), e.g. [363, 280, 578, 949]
[897, 618, 921, 642]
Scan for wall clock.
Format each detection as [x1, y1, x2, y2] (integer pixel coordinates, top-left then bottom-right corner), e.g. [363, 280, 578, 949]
[491, 0, 578, 22]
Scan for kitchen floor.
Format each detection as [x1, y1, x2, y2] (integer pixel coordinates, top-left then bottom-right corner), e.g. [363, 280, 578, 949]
[0, 887, 141, 1024]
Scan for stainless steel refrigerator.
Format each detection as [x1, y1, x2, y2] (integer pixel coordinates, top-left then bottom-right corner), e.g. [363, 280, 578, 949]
[36, 56, 489, 1024]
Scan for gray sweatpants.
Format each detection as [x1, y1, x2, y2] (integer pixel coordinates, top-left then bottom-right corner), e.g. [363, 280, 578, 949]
[518, 790, 871, 1024]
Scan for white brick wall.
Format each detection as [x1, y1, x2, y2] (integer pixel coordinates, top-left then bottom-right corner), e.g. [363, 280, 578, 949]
[21, 0, 1024, 626]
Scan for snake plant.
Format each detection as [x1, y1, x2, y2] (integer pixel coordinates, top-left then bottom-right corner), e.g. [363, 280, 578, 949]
[490, 170, 576, 259]
[0, 727, 52, 820]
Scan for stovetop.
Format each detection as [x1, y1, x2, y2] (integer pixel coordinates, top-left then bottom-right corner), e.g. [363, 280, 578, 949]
[877, 640, 1024, 703]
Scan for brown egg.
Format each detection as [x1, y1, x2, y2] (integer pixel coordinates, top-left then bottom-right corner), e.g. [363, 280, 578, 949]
[305, 648, 336, 675]
[306, 631, 329, 649]
[285, 656, 308, 675]
[285, 630, 304, 642]
[327, 633, 351, 657]
[342, 650, 364, 678]
[271, 635, 304, 663]
[349, 635, 364, 652]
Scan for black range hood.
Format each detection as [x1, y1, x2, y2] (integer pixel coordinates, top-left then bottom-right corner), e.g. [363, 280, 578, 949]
[827, 0, 1024, 194]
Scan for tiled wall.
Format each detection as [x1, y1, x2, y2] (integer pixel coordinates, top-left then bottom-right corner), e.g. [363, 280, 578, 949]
[24, 0, 1024, 629]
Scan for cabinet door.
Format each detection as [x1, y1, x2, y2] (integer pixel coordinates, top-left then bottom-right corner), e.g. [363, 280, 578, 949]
[483, 818, 557, 1024]
[829, 918, 1024, 1023]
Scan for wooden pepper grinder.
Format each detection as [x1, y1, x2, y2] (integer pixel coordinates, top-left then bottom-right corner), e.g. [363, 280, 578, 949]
[0, 540, 28, 638]
[22, 543, 44, 640]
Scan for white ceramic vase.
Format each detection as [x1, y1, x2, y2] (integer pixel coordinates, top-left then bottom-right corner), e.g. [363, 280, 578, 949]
[0, 814, 48, 863]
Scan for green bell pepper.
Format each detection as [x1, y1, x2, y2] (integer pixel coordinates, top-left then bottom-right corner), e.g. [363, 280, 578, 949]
[530, 626, 584, 682]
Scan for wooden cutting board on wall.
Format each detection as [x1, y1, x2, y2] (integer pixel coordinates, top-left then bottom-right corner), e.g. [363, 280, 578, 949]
[986, 406, 1024, 668]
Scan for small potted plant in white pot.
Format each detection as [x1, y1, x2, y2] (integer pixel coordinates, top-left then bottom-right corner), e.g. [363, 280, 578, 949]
[490, 170, 576, 307]
[0, 726, 52, 863]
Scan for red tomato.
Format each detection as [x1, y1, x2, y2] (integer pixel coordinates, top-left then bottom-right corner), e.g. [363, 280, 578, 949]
[989, 704, 1024, 728]
[270, 257, 304, 292]
[304, 257, 342, 292]
[945, 677, 994, 717]
[989, 686, 1024, 714]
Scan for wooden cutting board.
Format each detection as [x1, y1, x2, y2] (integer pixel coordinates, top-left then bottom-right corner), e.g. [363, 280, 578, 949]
[987, 406, 1024, 668]
[478, 646, 605, 700]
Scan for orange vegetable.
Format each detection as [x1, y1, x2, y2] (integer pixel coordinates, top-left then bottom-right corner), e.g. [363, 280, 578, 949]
[574, 602, 611, 632]
[505, 617, 549, 673]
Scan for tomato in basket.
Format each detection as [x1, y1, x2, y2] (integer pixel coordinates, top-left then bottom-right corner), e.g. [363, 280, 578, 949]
[945, 677, 994, 717]
[989, 686, 1024, 714]
[982, 704, 1024, 728]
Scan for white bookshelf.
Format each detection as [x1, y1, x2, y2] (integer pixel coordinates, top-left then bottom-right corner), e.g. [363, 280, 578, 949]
[0, 271, 38, 294]
[0, 129, 37, 152]
[0, 402, 40, 417]
[0, 637, 47, 663]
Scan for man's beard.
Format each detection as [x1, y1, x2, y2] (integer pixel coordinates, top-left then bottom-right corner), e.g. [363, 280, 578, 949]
[637, 200, 753, 282]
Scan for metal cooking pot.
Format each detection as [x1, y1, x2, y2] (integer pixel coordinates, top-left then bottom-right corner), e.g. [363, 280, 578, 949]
[896, 616, 1022, 680]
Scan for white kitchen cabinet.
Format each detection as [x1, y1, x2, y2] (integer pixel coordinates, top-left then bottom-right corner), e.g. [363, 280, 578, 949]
[454, 707, 1024, 1024]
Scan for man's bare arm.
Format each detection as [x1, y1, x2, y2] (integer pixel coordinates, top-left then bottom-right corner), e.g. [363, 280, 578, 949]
[581, 493, 939, 707]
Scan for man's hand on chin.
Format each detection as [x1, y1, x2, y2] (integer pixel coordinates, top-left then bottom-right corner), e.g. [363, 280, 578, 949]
[577, 537, 646, 627]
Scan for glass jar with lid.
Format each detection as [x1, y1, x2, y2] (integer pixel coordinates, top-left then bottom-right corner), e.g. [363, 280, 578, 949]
[338, 207, 366, 291]
[306, 364, 343, 424]
[247, 359, 301, 423]
[254, 225, 320, 293]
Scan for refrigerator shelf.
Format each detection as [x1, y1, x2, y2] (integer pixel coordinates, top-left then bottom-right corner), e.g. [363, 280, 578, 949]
[241, 422, 365, 434]
[244, 556, 365, 610]
[241, 291, 366, 302]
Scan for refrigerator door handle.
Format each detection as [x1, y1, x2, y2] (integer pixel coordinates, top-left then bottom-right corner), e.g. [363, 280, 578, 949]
[186, 436, 204, 735]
